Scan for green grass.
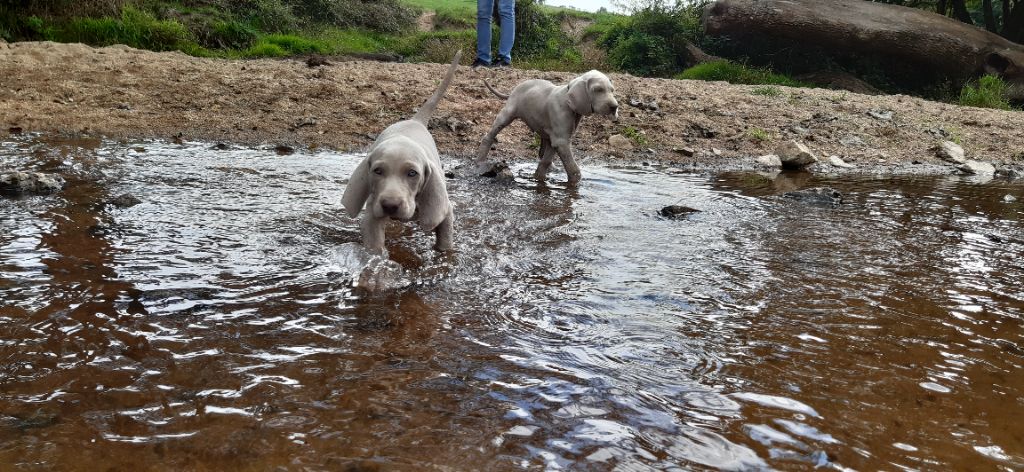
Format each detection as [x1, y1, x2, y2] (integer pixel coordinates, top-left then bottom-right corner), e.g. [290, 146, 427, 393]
[751, 85, 782, 97]
[748, 128, 770, 141]
[958, 74, 1013, 110]
[622, 126, 647, 146]
[56, 6, 196, 51]
[402, 0, 476, 25]
[677, 60, 807, 87]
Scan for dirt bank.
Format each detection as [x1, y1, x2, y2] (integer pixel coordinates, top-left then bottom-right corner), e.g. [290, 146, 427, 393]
[2, 40, 1023, 173]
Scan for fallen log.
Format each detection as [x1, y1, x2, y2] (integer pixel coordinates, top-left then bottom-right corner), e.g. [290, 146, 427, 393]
[703, 0, 1024, 99]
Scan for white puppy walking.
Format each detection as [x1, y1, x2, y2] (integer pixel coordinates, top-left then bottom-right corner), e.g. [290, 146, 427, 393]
[474, 70, 620, 186]
[342, 51, 462, 252]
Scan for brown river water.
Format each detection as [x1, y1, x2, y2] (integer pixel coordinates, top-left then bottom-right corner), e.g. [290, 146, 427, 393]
[1, 136, 1022, 471]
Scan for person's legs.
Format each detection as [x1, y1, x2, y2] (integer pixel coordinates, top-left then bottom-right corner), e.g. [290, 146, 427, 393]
[495, 0, 515, 64]
[476, 0, 494, 65]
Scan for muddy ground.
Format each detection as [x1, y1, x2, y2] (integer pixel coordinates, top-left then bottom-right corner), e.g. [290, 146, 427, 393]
[2, 40, 1023, 174]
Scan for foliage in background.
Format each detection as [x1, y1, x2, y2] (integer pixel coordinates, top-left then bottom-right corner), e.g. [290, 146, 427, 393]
[958, 74, 1015, 110]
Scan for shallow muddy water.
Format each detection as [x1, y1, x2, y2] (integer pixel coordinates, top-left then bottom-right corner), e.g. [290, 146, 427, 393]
[1, 137, 1022, 471]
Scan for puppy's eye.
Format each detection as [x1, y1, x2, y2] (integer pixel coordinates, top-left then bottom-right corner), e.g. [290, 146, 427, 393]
[373, 168, 383, 175]
[407, 169, 419, 178]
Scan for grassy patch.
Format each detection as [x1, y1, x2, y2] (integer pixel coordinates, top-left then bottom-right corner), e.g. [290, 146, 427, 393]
[747, 128, 770, 141]
[958, 75, 1013, 110]
[57, 6, 196, 51]
[677, 60, 806, 87]
[622, 126, 647, 146]
[751, 85, 782, 97]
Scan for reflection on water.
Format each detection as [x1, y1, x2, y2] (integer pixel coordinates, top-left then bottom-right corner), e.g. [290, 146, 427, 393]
[1, 137, 1022, 470]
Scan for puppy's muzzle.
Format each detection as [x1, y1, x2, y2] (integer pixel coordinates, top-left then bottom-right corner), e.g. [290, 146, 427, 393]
[380, 199, 402, 216]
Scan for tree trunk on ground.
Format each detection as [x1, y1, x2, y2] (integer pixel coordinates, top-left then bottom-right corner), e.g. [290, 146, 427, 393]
[703, 0, 1024, 99]
[683, 42, 723, 66]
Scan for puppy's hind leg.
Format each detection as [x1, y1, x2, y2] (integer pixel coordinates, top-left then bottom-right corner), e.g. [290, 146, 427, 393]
[474, 107, 516, 165]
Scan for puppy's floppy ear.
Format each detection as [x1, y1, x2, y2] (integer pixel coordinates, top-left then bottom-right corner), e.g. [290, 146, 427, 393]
[566, 74, 593, 115]
[342, 156, 371, 217]
[415, 158, 451, 230]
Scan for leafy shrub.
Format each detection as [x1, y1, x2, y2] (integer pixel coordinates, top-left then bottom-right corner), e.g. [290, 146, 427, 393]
[229, 0, 299, 33]
[512, 0, 576, 62]
[598, 4, 705, 77]
[677, 60, 806, 87]
[958, 75, 1013, 110]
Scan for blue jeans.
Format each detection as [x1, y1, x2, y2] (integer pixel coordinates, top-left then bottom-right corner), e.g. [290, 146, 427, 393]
[477, 0, 515, 64]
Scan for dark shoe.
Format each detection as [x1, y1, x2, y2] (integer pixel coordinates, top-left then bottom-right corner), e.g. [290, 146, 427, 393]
[491, 58, 512, 68]
[471, 58, 491, 68]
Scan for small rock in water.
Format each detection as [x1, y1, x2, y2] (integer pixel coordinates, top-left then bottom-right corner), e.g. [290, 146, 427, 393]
[212, 142, 230, 151]
[660, 205, 700, 219]
[0, 171, 65, 197]
[1005, 194, 1017, 202]
[756, 154, 782, 167]
[477, 161, 514, 181]
[782, 187, 843, 206]
[107, 194, 142, 208]
[934, 141, 966, 164]
[957, 160, 995, 176]
[775, 140, 818, 169]
[274, 144, 296, 155]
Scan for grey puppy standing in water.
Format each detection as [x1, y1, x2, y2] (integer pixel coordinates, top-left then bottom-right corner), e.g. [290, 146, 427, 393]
[474, 70, 620, 186]
[342, 51, 462, 253]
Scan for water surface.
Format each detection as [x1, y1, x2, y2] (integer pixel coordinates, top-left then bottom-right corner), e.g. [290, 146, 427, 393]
[1, 137, 1022, 470]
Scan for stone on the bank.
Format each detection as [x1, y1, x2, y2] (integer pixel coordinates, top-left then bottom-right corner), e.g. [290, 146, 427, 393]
[775, 141, 817, 168]
[935, 141, 966, 164]
[609, 134, 633, 150]
[828, 155, 855, 168]
[957, 160, 995, 176]
[0, 171, 65, 196]
[756, 154, 783, 167]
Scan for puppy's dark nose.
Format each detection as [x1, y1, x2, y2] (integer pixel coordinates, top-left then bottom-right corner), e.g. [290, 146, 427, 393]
[381, 201, 400, 215]
[610, 104, 619, 114]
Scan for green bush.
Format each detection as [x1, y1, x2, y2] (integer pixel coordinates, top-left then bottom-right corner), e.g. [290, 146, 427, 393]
[677, 60, 806, 87]
[958, 75, 1013, 110]
[512, 0, 576, 62]
[598, 4, 704, 77]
